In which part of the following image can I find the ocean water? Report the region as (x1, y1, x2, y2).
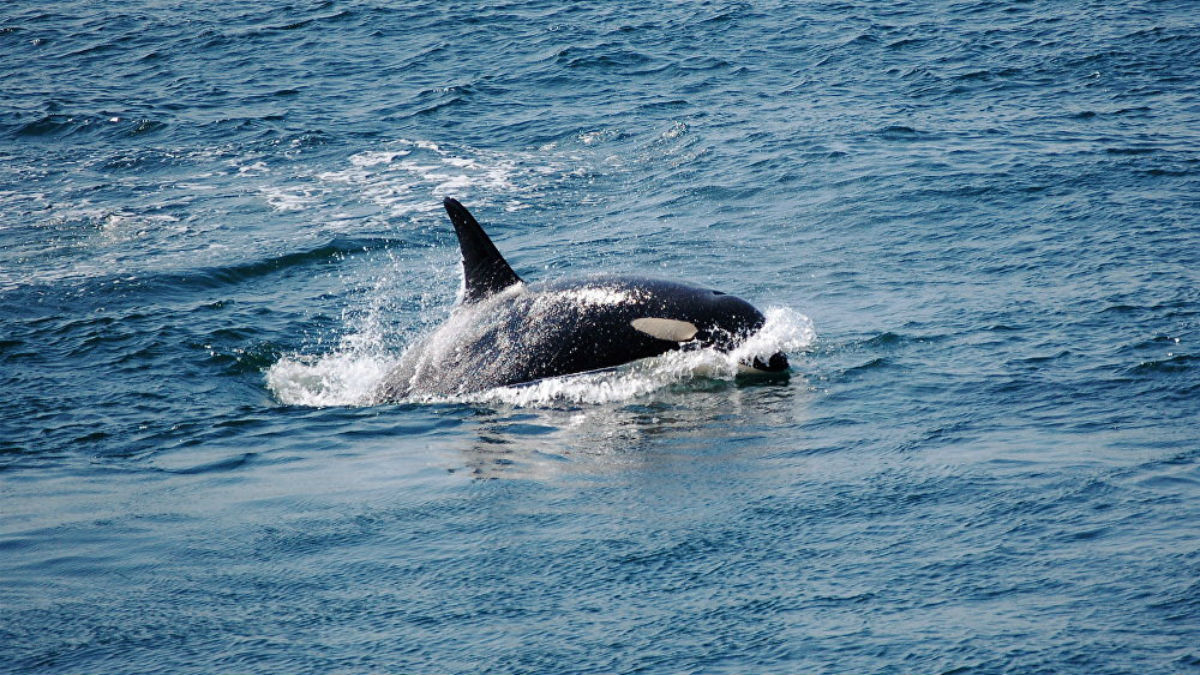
(2, 0, 1198, 672)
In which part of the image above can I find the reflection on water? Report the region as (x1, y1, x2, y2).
(456, 378, 812, 480)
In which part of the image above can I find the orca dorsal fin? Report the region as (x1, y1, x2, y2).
(443, 197, 523, 303)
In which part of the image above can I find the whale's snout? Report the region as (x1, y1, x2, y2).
(754, 352, 789, 372)
(743, 351, 789, 374)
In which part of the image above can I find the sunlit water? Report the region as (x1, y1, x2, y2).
(2, 1, 1198, 673)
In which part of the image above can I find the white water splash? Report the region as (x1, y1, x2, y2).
(266, 351, 396, 407)
(550, 286, 637, 307)
(265, 273, 406, 407)
(266, 305, 814, 408)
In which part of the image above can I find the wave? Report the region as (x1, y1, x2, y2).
(11, 113, 167, 140)
(2, 135, 570, 292)
(171, 236, 402, 290)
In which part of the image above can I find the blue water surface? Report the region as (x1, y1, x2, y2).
(2, 1, 1198, 673)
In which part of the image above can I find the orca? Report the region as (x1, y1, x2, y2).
(377, 198, 788, 400)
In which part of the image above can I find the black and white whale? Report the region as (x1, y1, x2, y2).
(377, 198, 789, 400)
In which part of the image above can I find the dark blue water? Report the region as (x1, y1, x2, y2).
(3, 1, 1198, 672)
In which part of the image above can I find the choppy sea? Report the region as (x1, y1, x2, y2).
(2, 1, 1198, 673)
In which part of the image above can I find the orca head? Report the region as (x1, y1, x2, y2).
(630, 284, 790, 375)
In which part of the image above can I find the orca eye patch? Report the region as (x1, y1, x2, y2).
(631, 317, 699, 342)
